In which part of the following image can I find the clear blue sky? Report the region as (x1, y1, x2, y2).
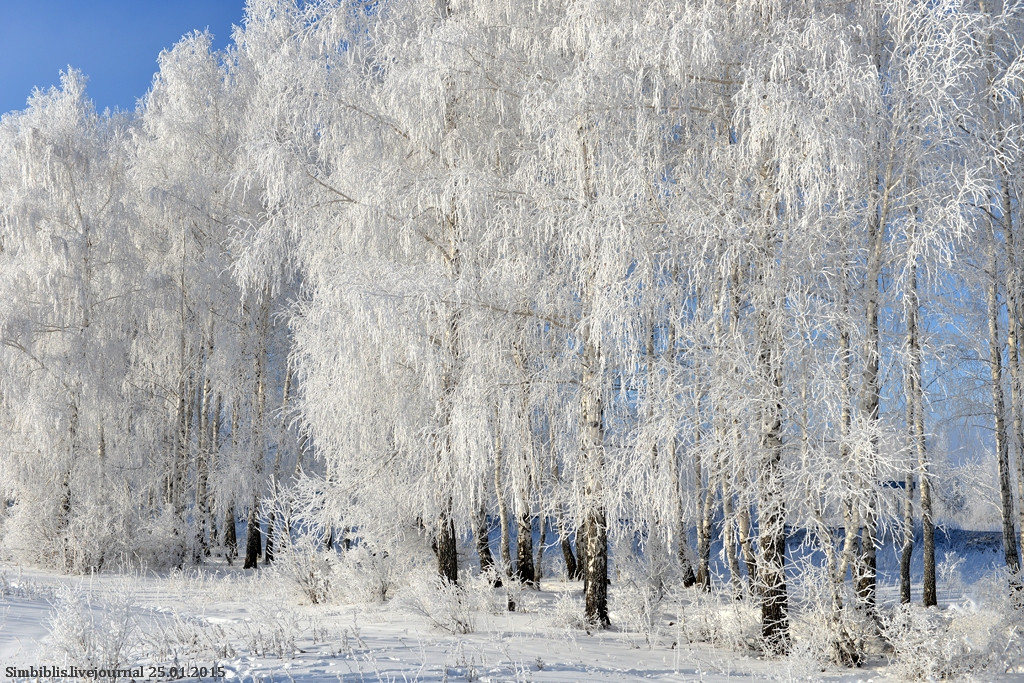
(0, 1, 246, 116)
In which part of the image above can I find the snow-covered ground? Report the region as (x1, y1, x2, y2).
(0, 532, 1020, 683)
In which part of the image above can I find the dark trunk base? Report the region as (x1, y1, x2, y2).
(224, 505, 238, 565)
(243, 504, 262, 570)
(264, 518, 275, 566)
(516, 514, 536, 585)
(760, 533, 790, 656)
(436, 512, 458, 584)
(475, 512, 501, 587)
(899, 537, 913, 605)
(922, 517, 936, 607)
(562, 537, 580, 581)
(584, 509, 610, 629)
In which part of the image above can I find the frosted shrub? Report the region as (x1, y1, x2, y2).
(959, 572, 1024, 674)
(882, 604, 967, 680)
(132, 506, 187, 570)
(275, 536, 337, 604)
(236, 599, 307, 658)
(1, 482, 180, 573)
(335, 542, 405, 603)
(550, 592, 588, 630)
(44, 586, 141, 677)
(785, 598, 871, 673)
(144, 611, 235, 661)
(612, 581, 664, 646)
(674, 584, 760, 651)
(881, 583, 1023, 682)
(463, 569, 517, 615)
(399, 570, 477, 634)
(0, 495, 62, 567)
(788, 564, 870, 667)
(611, 545, 676, 646)
(939, 550, 966, 595)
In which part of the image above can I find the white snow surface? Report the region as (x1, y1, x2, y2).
(0, 560, 1017, 682)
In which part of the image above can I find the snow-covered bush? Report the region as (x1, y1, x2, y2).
(399, 570, 477, 634)
(333, 542, 408, 604)
(550, 591, 588, 630)
(611, 542, 677, 646)
(0, 493, 64, 567)
(787, 562, 872, 667)
(144, 611, 235, 662)
(44, 585, 141, 677)
(674, 584, 760, 651)
(274, 536, 337, 604)
(462, 568, 520, 615)
(125, 506, 188, 570)
(235, 598, 307, 658)
(881, 575, 1024, 680)
(882, 604, 970, 680)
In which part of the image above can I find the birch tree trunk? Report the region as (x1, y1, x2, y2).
(581, 334, 609, 627)
(475, 502, 497, 581)
(906, 258, 936, 606)
(1006, 210, 1024, 580)
(694, 444, 715, 590)
(535, 515, 546, 584)
(516, 511, 536, 585)
(722, 475, 744, 597)
(657, 311, 697, 587)
(265, 362, 293, 566)
(754, 230, 790, 655)
(988, 236, 1021, 575)
(224, 396, 239, 565)
(514, 344, 536, 586)
(194, 308, 215, 562)
(855, 161, 890, 613)
(243, 292, 271, 570)
(208, 391, 223, 546)
(493, 415, 512, 577)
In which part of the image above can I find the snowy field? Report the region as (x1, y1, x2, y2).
(1, 530, 1021, 683)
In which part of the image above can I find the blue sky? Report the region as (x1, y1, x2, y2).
(0, 1, 246, 116)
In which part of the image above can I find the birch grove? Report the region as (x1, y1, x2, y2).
(1, 0, 1023, 661)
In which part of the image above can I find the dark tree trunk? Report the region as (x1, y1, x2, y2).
(516, 513, 536, 585)
(264, 517, 275, 566)
(856, 525, 877, 612)
(584, 507, 609, 628)
(922, 503, 936, 607)
(224, 503, 237, 564)
(905, 252, 936, 607)
(754, 218, 790, 655)
(561, 537, 580, 581)
(475, 506, 500, 586)
(205, 392, 223, 555)
(577, 121, 609, 629)
(737, 486, 759, 596)
(899, 473, 914, 605)
(854, 152, 889, 616)
(576, 523, 588, 585)
(243, 499, 262, 569)
(989, 247, 1022, 578)
(436, 503, 459, 584)
(695, 473, 714, 591)
(244, 292, 271, 571)
(535, 516, 547, 583)
(758, 377, 790, 654)
(558, 512, 580, 580)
